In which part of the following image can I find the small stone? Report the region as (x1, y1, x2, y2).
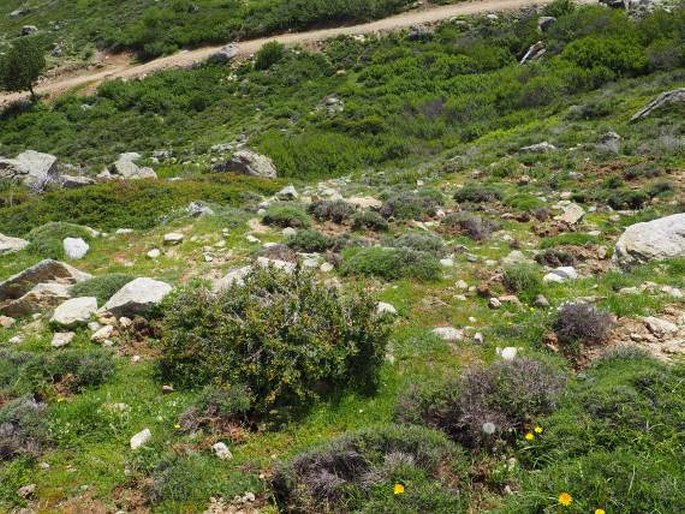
(497, 347, 518, 361)
(88, 321, 102, 332)
(489, 297, 502, 309)
(440, 258, 455, 268)
(466, 253, 478, 263)
(0, 315, 15, 328)
(212, 442, 233, 460)
(455, 280, 468, 290)
(246, 235, 260, 244)
(556, 203, 585, 225)
(534, 295, 550, 308)
(164, 233, 184, 245)
(91, 325, 115, 343)
(51, 332, 75, 348)
(119, 317, 133, 328)
(376, 302, 398, 315)
(9, 335, 23, 344)
(276, 185, 299, 201)
(116, 228, 134, 235)
(320, 262, 334, 273)
(161, 385, 175, 394)
(147, 249, 161, 259)
(282, 227, 297, 237)
(474, 332, 485, 344)
(130, 428, 152, 450)
(17, 484, 36, 498)
(51, 297, 98, 327)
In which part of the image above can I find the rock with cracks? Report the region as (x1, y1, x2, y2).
(630, 88, 685, 122)
(614, 213, 685, 266)
(102, 278, 172, 317)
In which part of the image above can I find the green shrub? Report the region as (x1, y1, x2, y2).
(159, 267, 391, 417)
(0, 396, 48, 461)
(178, 384, 254, 434)
(272, 425, 469, 513)
(539, 233, 599, 249)
(380, 189, 443, 220)
(25, 222, 93, 260)
(502, 265, 543, 301)
(561, 36, 648, 77)
(440, 213, 499, 241)
(285, 229, 335, 253)
(262, 204, 311, 228)
(255, 41, 286, 71)
(70, 274, 135, 304)
(307, 199, 355, 224)
(387, 232, 446, 255)
(340, 247, 441, 281)
(552, 303, 614, 353)
(453, 185, 503, 204)
(352, 210, 389, 232)
(395, 359, 566, 450)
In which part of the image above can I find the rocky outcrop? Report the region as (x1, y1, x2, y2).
(102, 278, 172, 317)
(630, 88, 685, 122)
(209, 43, 238, 64)
(520, 141, 557, 154)
(520, 41, 546, 65)
(614, 213, 685, 266)
(213, 150, 278, 178)
(0, 150, 58, 190)
(0, 233, 29, 255)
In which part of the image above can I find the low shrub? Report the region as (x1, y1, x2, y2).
(159, 267, 391, 417)
(262, 204, 311, 228)
(453, 185, 503, 204)
(502, 265, 543, 301)
(0, 348, 115, 397)
(70, 273, 135, 304)
(178, 384, 254, 434)
(395, 359, 566, 450)
(26, 222, 93, 260)
(539, 233, 599, 249)
(351, 210, 389, 232)
(272, 425, 469, 513)
(440, 213, 499, 241)
(552, 303, 614, 353)
(387, 232, 445, 255)
(285, 229, 336, 253)
(340, 247, 442, 281)
(308, 199, 355, 224)
(535, 247, 578, 267)
(0, 396, 48, 461)
(255, 41, 286, 71)
(380, 189, 443, 221)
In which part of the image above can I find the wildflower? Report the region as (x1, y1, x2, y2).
(558, 492, 573, 506)
(595, 510, 606, 514)
(393, 483, 405, 495)
(534, 426, 543, 434)
(524, 432, 535, 441)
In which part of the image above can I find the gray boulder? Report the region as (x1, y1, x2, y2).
(214, 150, 277, 178)
(615, 213, 685, 266)
(0, 233, 29, 255)
(2, 283, 72, 318)
(102, 278, 172, 317)
(631, 88, 685, 122)
(520, 141, 557, 154)
(0, 150, 58, 189)
(60, 175, 96, 188)
(209, 43, 238, 64)
(51, 297, 98, 328)
(110, 153, 157, 180)
(0, 259, 91, 303)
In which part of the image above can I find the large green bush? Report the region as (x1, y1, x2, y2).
(70, 274, 135, 304)
(340, 247, 442, 281)
(159, 267, 391, 416)
(25, 222, 94, 260)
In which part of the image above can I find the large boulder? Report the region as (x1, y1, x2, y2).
(102, 278, 172, 317)
(0, 150, 58, 189)
(109, 153, 157, 180)
(0, 259, 91, 302)
(614, 213, 685, 266)
(214, 150, 277, 179)
(0, 233, 29, 255)
(51, 297, 98, 328)
(2, 283, 72, 318)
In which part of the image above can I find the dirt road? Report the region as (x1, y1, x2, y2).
(0, 0, 593, 104)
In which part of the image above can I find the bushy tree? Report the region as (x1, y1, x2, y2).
(0, 37, 46, 101)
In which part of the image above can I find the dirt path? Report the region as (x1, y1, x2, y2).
(0, 0, 593, 104)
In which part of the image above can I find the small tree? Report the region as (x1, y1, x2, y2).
(0, 37, 46, 101)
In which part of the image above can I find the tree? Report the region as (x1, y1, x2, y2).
(0, 37, 46, 101)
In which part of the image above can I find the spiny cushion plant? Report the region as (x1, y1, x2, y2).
(158, 266, 391, 417)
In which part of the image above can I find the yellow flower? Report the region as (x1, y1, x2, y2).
(173, 424, 181, 429)
(393, 483, 405, 495)
(524, 432, 535, 441)
(534, 426, 543, 434)
(595, 510, 606, 514)
(558, 492, 573, 506)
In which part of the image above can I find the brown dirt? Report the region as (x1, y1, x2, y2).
(0, 0, 593, 106)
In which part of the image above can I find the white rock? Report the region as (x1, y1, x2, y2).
(91, 324, 115, 343)
(320, 262, 334, 273)
(246, 235, 260, 244)
(0, 233, 29, 255)
(543, 266, 578, 284)
(9, 335, 23, 344)
(51, 332, 75, 348)
(147, 249, 161, 259)
(282, 227, 297, 237)
(163, 233, 184, 245)
(116, 228, 134, 235)
(615, 213, 685, 266)
(0, 315, 15, 328)
(63, 237, 90, 260)
(377, 302, 398, 315)
(440, 258, 455, 268)
(130, 428, 151, 450)
(276, 185, 299, 201)
(102, 278, 172, 317)
(212, 442, 233, 460)
(432, 327, 464, 341)
(51, 297, 98, 327)
(497, 347, 518, 361)
(556, 203, 585, 225)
